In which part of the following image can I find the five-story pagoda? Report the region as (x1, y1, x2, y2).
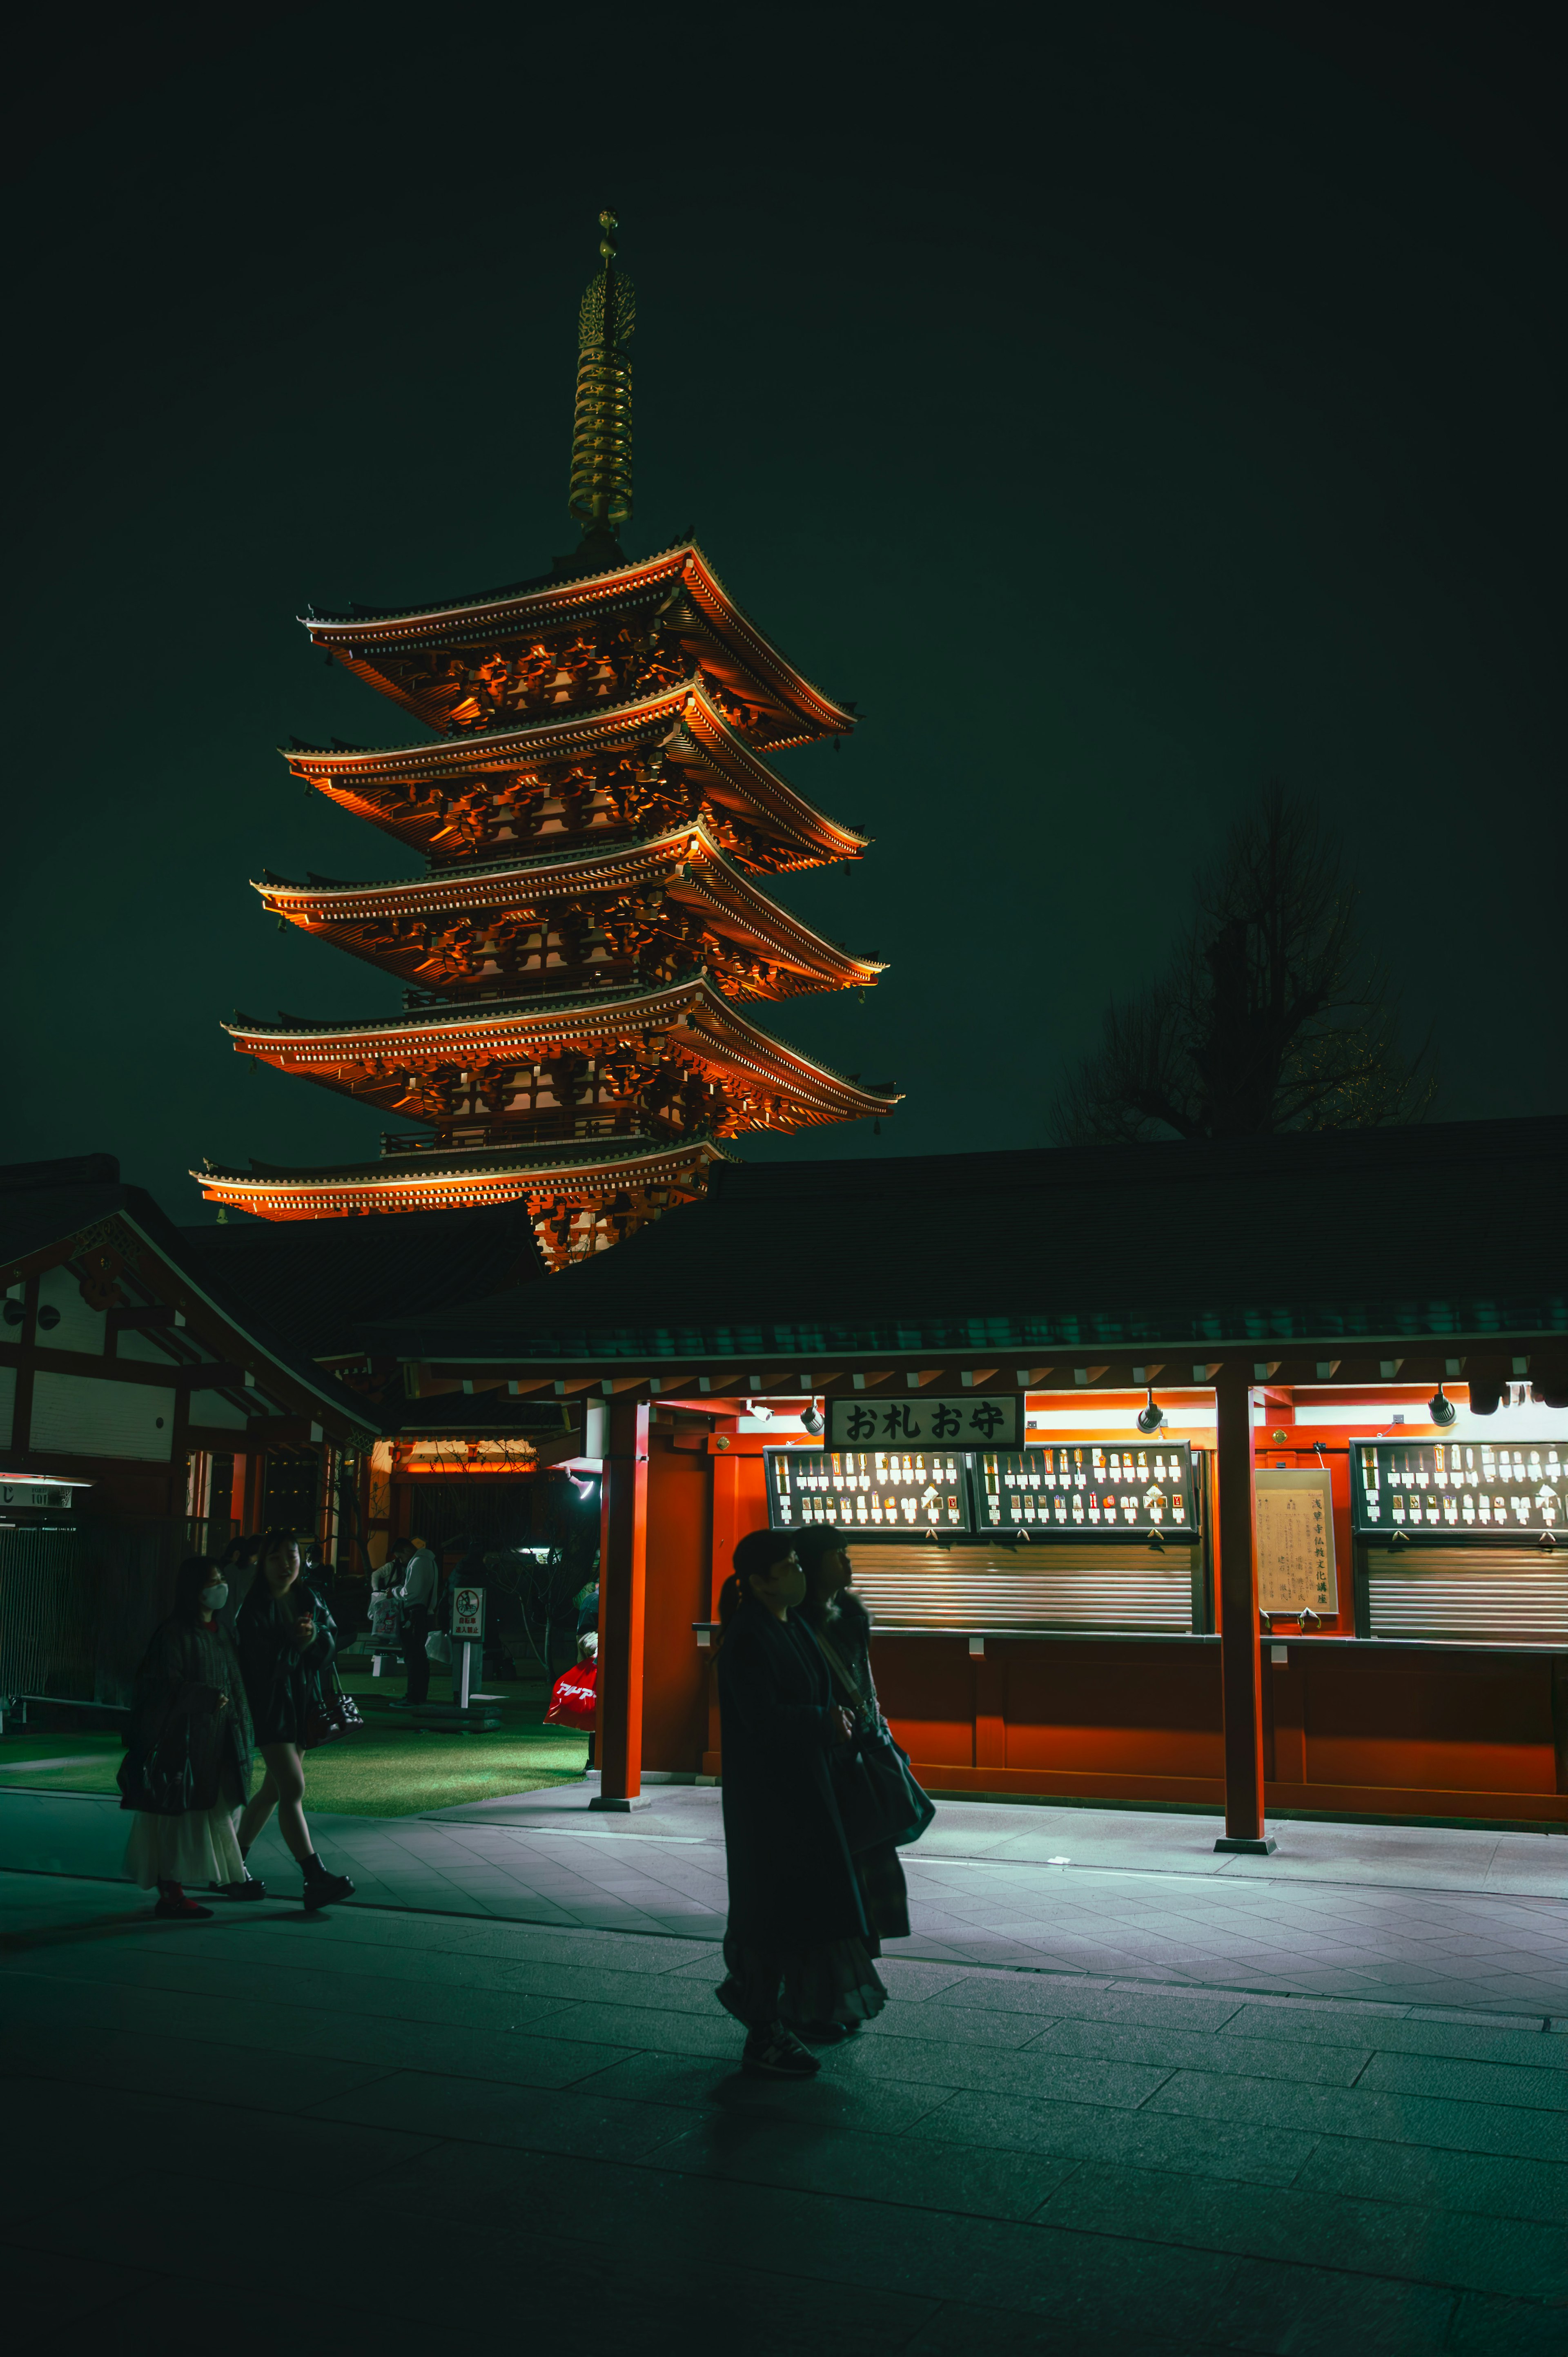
(197, 216, 898, 1266)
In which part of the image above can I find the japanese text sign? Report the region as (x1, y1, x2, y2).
(1254, 1469, 1337, 1616)
(450, 1586, 486, 1642)
(826, 1396, 1022, 1449)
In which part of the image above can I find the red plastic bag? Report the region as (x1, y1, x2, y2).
(545, 1660, 598, 1729)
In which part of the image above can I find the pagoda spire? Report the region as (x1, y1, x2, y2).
(566, 210, 634, 570)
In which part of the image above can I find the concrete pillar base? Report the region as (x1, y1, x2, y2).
(1214, 1835, 1278, 1855)
(589, 1794, 653, 1812)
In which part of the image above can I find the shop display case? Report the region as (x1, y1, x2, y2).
(1353, 1436, 1568, 1644)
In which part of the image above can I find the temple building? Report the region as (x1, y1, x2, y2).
(196, 215, 897, 1264)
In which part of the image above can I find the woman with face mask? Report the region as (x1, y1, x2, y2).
(235, 1527, 355, 1911)
(712, 1527, 887, 2079)
(118, 1556, 263, 1918)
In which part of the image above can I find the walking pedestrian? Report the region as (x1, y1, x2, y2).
(235, 1527, 355, 1910)
(794, 1522, 914, 1954)
(118, 1556, 264, 1918)
(395, 1531, 441, 1706)
(712, 1528, 886, 2079)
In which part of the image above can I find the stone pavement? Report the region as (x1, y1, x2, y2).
(2, 1864, 1564, 2357)
(3, 1779, 1565, 2016)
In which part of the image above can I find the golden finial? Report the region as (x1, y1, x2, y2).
(569, 208, 634, 553)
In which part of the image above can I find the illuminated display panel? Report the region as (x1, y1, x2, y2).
(766, 1448, 973, 1536)
(977, 1443, 1200, 1538)
(1353, 1437, 1566, 1537)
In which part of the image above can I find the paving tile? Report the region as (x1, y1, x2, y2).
(1444, 2290, 1568, 2357)
(579, 2044, 956, 2133)
(1293, 2134, 1568, 2227)
(0, 2021, 394, 2114)
(898, 2302, 1229, 2357)
(0, 2241, 160, 2344)
(1357, 2050, 1568, 2112)
(1219, 2005, 1568, 2069)
(859, 2000, 1051, 2049)
(1198, 2254, 1457, 2354)
(655, 2112, 1079, 2219)
(1032, 2161, 1568, 2300)
(1144, 2069, 1568, 2163)
(308, 2065, 694, 2160)
(1031, 2016, 1372, 2086)
(835, 2029, 1174, 2109)
(904, 2086, 1321, 2185)
(515, 1996, 748, 2061)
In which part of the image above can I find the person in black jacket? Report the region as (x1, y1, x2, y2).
(119, 1556, 263, 1918)
(795, 1521, 912, 1951)
(235, 1527, 355, 1911)
(713, 1528, 887, 2080)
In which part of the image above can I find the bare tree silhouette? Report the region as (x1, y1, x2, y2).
(1052, 787, 1435, 1144)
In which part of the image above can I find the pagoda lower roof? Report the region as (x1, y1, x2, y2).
(283, 681, 868, 869)
(194, 1135, 731, 1222)
(254, 821, 886, 995)
(223, 975, 901, 1129)
(302, 541, 855, 745)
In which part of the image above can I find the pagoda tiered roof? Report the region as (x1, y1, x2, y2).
(283, 681, 869, 870)
(197, 1133, 731, 1227)
(303, 541, 855, 748)
(222, 976, 901, 1135)
(255, 821, 885, 1003)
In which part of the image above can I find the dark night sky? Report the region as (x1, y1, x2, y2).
(8, 4, 1564, 1221)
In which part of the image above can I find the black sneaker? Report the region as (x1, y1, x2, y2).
(301, 1869, 355, 1913)
(210, 1875, 267, 1900)
(742, 2024, 821, 2080)
(784, 2017, 856, 2044)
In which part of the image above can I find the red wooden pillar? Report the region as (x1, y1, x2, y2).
(592, 1395, 650, 1812)
(1214, 1366, 1276, 1854)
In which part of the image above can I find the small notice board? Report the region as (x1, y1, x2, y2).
(450, 1586, 486, 1642)
(1254, 1468, 1337, 1616)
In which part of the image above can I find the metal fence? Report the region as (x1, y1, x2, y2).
(0, 1518, 192, 1708)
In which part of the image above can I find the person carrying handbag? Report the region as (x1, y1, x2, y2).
(795, 1522, 933, 1954)
(235, 1528, 356, 1911)
(119, 1556, 263, 1918)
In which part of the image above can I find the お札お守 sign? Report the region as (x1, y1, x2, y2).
(826, 1396, 1022, 1449)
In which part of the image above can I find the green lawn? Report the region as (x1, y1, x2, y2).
(0, 1672, 589, 1818)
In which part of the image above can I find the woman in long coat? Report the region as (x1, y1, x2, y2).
(235, 1526, 355, 1911)
(794, 1521, 912, 1948)
(714, 1527, 888, 2079)
(119, 1556, 261, 1918)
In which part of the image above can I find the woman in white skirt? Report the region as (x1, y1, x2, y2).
(119, 1556, 262, 1920)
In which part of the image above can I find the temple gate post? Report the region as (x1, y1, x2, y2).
(1214, 1364, 1276, 1854)
(592, 1395, 650, 1811)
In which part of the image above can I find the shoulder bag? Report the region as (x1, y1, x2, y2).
(815, 1627, 936, 1855)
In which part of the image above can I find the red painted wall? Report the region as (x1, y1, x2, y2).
(640, 1434, 716, 1774)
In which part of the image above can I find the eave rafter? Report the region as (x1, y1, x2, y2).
(254, 821, 885, 1001)
(223, 975, 901, 1133)
(281, 682, 868, 871)
(300, 542, 855, 747)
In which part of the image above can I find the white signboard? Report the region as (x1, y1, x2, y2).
(450, 1586, 486, 1642)
(826, 1396, 1022, 1449)
(1255, 1468, 1337, 1616)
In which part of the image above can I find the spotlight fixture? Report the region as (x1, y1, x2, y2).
(1428, 1385, 1457, 1428)
(745, 1400, 773, 1424)
(801, 1400, 824, 1437)
(1136, 1387, 1165, 1434)
(1468, 1375, 1502, 1416)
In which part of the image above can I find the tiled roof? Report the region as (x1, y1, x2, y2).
(0, 1156, 383, 1430)
(180, 1201, 545, 1361)
(362, 1117, 1568, 1365)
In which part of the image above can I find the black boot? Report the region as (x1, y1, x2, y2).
(300, 1853, 355, 1912)
(742, 2022, 820, 2079)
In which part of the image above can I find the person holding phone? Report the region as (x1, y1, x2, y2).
(236, 1527, 355, 1911)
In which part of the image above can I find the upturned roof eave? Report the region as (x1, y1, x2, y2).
(278, 682, 871, 861)
(297, 539, 856, 736)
